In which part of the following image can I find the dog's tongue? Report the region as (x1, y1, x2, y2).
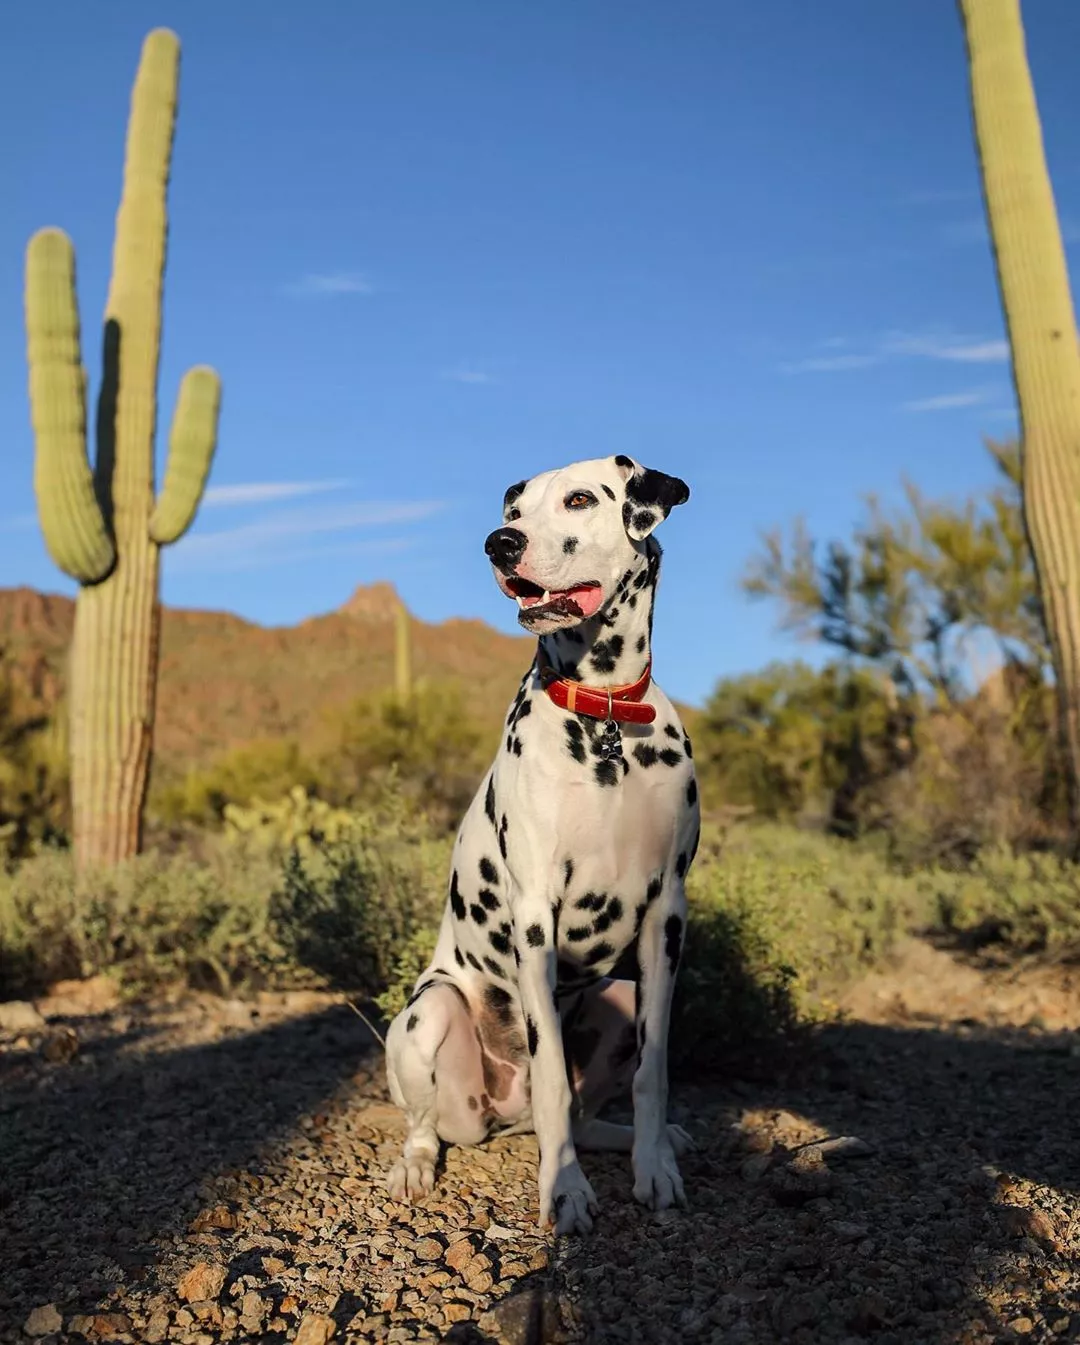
(519, 583, 604, 618)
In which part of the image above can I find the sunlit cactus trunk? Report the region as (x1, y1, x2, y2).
(958, 0, 1080, 830)
(23, 30, 221, 868)
(394, 598, 413, 703)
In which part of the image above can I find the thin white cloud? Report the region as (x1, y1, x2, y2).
(170, 499, 445, 571)
(284, 272, 373, 298)
(202, 479, 353, 507)
(883, 333, 1010, 364)
(902, 390, 992, 413)
(0, 511, 39, 532)
(440, 366, 496, 386)
(779, 354, 882, 374)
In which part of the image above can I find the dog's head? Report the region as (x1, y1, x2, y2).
(484, 454, 690, 634)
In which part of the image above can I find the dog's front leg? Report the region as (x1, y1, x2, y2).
(514, 900, 598, 1235)
(631, 873, 689, 1211)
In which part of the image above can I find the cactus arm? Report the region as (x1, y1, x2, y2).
(150, 366, 221, 544)
(24, 229, 115, 584)
(958, 0, 1080, 815)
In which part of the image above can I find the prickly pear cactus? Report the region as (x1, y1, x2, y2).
(23, 29, 221, 868)
(223, 787, 362, 858)
(958, 0, 1080, 824)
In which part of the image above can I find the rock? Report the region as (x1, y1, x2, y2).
(478, 1288, 547, 1345)
(144, 1310, 170, 1342)
(414, 1236, 443, 1261)
(999, 1204, 1059, 1246)
(0, 1001, 45, 1032)
(23, 1303, 62, 1336)
(740, 1153, 773, 1182)
(36, 975, 119, 1019)
(177, 1261, 227, 1303)
(189, 1204, 238, 1232)
(1010, 1318, 1035, 1336)
(41, 1026, 79, 1064)
(295, 1313, 337, 1345)
(444, 1303, 472, 1324)
(68, 1313, 133, 1339)
(811, 1136, 876, 1163)
(446, 1239, 476, 1273)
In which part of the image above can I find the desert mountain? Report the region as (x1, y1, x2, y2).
(0, 583, 534, 786)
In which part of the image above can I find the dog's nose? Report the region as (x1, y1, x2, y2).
(484, 527, 527, 570)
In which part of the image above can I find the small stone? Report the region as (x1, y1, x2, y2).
(144, 1310, 170, 1342)
(0, 1001, 45, 1032)
(414, 1236, 443, 1261)
(1010, 1318, 1034, 1336)
(811, 1136, 876, 1162)
(741, 1153, 773, 1182)
(189, 1205, 237, 1232)
(1050, 1317, 1071, 1335)
(174, 1308, 195, 1328)
(261, 1255, 286, 1276)
(23, 1304, 62, 1336)
(444, 1303, 473, 1324)
(446, 1240, 476, 1273)
(41, 1025, 79, 1063)
(177, 1261, 227, 1303)
(295, 1313, 337, 1345)
(484, 1222, 519, 1240)
(239, 1292, 267, 1324)
(36, 974, 119, 1018)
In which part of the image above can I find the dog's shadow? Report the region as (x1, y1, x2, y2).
(539, 1015, 1079, 1344)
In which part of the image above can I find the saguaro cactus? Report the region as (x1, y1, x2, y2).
(24, 29, 221, 867)
(394, 598, 413, 703)
(957, 0, 1080, 829)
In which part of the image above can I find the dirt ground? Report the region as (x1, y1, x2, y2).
(1, 938, 1078, 1345)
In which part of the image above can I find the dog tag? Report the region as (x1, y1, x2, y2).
(598, 718, 623, 761)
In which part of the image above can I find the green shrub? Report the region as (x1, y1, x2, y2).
(151, 738, 320, 827)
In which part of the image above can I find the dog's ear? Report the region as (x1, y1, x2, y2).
(612, 454, 690, 541)
(502, 479, 527, 522)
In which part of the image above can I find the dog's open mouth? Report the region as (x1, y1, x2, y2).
(504, 576, 604, 620)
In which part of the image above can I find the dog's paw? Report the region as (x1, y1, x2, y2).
(386, 1153, 436, 1202)
(632, 1139, 687, 1212)
(666, 1123, 695, 1157)
(539, 1160, 599, 1235)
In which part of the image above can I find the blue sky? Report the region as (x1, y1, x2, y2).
(3, 1, 1080, 707)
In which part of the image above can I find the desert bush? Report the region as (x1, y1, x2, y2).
(151, 738, 320, 827)
(317, 683, 492, 831)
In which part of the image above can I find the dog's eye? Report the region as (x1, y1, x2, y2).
(507, 507, 522, 522)
(564, 491, 597, 510)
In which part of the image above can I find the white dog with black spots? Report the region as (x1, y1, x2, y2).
(384, 453, 700, 1235)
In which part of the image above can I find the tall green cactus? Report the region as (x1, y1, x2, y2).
(24, 29, 221, 868)
(957, 0, 1080, 830)
(394, 598, 413, 702)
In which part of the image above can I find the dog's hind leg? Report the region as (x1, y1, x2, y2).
(573, 1118, 694, 1154)
(384, 983, 488, 1201)
(630, 873, 689, 1211)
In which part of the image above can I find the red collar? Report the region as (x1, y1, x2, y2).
(538, 654, 656, 724)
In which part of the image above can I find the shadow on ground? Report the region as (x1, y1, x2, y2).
(0, 1003, 375, 1337)
(554, 1017, 1080, 1344)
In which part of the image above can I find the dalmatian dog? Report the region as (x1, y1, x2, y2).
(384, 453, 700, 1235)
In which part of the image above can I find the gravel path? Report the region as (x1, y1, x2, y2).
(1, 940, 1078, 1344)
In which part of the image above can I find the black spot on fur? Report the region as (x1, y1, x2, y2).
(683, 734, 693, 759)
(564, 719, 586, 764)
(479, 888, 500, 911)
(563, 535, 579, 555)
(636, 635, 646, 654)
(468, 1094, 479, 1111)
(470, 903, 489, 926)
(602, 483, 617, 500)
(498, 814, 509, 860)
(634, 902, 647, 931)
(489, 928, 512, 956)
(593, 910, 612, 933)
(565, 925, 592, 943)
(590, 635, 624, 675)
(483, 957, 507, 980)
(484, 983, 515, 1025)
(467, 952, 483, 972)
(406, 1013, 418, 1032)
(512, 737, 523, 757)
(526, 923, 545, 948)
(606, 896, 624, 922)
(454, 946, 465, 967)
(664, 724, 680, 740)
(485, 775, 496, 825)
(574, 891, 605, 911)
(687, 778, 698, 806)
(594, 759, 620, 787)
(479, 857, 499, 885)
(659, 747, 682, 767)
(450, 871, 466, 920)
(664, 914, 683, 976)
(564, 858, 575, 888)
(633, 509, 655, 534)
(676, 852, 689, 878)
(513, 946, 521, 966)
(506, 734, 513, 753)
(584, 941, 615, 967)
(633, 743, 658, 768)
(527, 1016, 539, 1056)
(646, 875, 664, 904)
